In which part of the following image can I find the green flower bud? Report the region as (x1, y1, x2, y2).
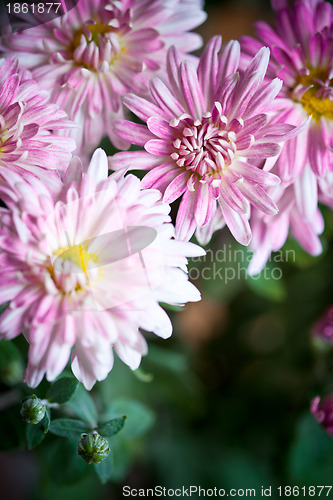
(78, 431, 111, 464)
(20, 395, 46, 424)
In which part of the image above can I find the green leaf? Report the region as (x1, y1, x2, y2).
(133, 367, 154, 383)
(49, 437, 91, 485)
(0, 339, 24, 385)
(66, 384, 98, 427)
(189, 242, 246, 301)
(160, 302, 183, 312)
(94, 451, 114, 484)
(26, 411, 50, 450)
(104, 434, 132, 482)
(96, 416, 126, 437)
(282, 238, 323, 268)
(104, 398, 155, 439)
(215, 450, 275, 491)
(47, 377, 79, 404)
(288, 413, 333, 484)
(148, 345, 188, 373)
(247, 262, 287, 302)
(0, 301, 10, 316)
(49, 418, 89, 438)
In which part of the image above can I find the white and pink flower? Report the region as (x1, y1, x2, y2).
(239, 0, 333, 270)
(1, 0, 207, 157)
(110, 36, 303, 246)
(0, 149, 204, 390)
(248, 169, 324, 275)
(0, 57, 75, 190)
(241, 0, 333, 183)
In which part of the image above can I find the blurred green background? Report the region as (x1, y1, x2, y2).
(1, 1, 333, 499)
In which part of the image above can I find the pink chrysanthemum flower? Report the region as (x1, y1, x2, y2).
(0, 0, 207, 157)
(0, 57, 74, 188)
(248, 167, 324, 275)
(110, 36, 303, 246)
(241, 0, 333, 184)
(0, 149, 204, 390)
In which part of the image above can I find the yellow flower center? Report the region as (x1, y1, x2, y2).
(68, 19, 127, 71)
(54, 244, 98, 276)
(71, 23, 113, 50)
(298, 69, 333, 121)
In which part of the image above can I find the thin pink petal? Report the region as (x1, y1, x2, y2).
(180, 60, 205, 120)
(175, 189, 198, 241)
(163, 171, 190, 204)
(145, 139, 172, 156)
(219, 198, 252, 246)
(150, 77, 185, 119)
(114, 120, 154, 146)
(197, 35, 222, 108)
(110, 151, 161, 171)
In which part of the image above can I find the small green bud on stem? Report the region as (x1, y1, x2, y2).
(78, 430, 111, 464)
(20, 395, 46, 424)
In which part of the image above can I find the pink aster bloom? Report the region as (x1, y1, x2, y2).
(0, 148, 204, 390)
(248, 167, 324, 275)
(0, 0, 207, 157)
(0, 57, 75, 189)
(311, 395, 333, 438)
(110, 36, 303, 246)
(240, 0, 333, 185)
